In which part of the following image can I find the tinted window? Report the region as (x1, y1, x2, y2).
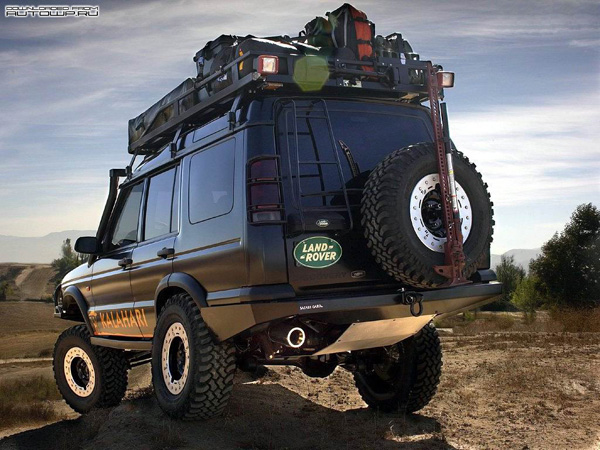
(278, 104, 432, 208)
(171, 166, 180, 232)
(111, 183, 144, 247)
(329, 110, 431, 174)
(144, 167, 177, 241)
(189, 140, 235, 223)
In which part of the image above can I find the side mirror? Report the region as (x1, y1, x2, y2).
(74, 236, 100, 255)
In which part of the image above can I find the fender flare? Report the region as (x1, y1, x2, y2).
(63, 285, 94, 334)
(154, 272, 208, 313)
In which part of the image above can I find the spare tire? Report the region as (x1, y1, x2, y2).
(361, 142, 493, 288)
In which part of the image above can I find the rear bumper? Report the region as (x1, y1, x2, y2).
(202, 282, 502, 342)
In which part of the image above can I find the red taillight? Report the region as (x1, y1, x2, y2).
(247, 156, 284, 224)
(257, 55, 279, 75)
(250, 184, 280, 205)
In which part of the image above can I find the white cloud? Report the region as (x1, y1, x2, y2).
(451, 97, 600, 207)
(569, 39, 600, 48)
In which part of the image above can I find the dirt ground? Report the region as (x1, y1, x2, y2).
(0, 264, 56, 301)
(1, 328, 598, 450)
(0, 302, 78, 359)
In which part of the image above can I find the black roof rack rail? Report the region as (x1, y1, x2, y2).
(128, 50, 437, 156)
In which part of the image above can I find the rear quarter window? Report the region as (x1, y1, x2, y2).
(188, 139, 235, 223)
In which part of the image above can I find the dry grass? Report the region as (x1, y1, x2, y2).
(549, 308, 600, 333)
(0, 302, 74, 334)
(0, 376, 62, 430)
(436, 308, 600, 334)
(0, 302, 78, 359)
(0, 331, 60, 359)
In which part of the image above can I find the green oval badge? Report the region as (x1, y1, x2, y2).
(294, 236, 342, 269)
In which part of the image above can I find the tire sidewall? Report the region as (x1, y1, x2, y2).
(151, 303, 197, 415)
(54, 331, 104, 413)
(373, 144, 492, 285)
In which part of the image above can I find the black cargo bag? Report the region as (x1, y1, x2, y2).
(128, 78, 198, 148)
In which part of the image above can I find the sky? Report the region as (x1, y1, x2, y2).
(0, 0, 598, 254)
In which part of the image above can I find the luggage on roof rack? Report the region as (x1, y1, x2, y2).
(127, 4, 434, 156)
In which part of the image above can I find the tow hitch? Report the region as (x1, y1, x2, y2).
(398, 288, 424, 317)
(426, 63, 471, 287)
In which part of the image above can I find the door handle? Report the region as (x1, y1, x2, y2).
(157, 247, 175, 259)
(118, 257, 133, 268)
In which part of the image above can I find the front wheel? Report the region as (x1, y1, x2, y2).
(151, 293, 236, 420)
(354, 322, 442, 413)
(53, 325, 129, 413)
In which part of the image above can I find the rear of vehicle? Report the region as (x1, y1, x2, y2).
(52, 8, 502, 420)
(276, 98, 440, 292)
(227, 94, 500, 413)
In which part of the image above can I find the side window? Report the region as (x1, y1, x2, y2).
(171, 166, 180, 232)
(110, 183, 144, 248)
(144, 166, 178, 241)
(188, 139, 235, 223)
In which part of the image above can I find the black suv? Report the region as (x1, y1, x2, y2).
(52, 17, 501, 419)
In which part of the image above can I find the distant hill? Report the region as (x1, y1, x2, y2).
(0, 230, 95, 264)
(0, 263, 57, 300)
(491, 248, 542, 272)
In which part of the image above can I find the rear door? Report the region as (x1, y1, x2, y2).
(276, 99, 433, 293)
(130, 165, 180, 337)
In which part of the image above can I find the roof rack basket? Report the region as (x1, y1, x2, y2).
(128, 49, 439, 156)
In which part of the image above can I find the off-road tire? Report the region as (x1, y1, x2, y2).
(151, 293, 236, 420)
(361, 142, 494, 288)
(53, 325, 129, 413)
(354, 322, 442, 413)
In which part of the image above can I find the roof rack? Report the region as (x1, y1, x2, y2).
(128, 49, 438, 155)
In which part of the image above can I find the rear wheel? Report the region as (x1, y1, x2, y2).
(151, 293, 236, 419)
(53, 325, 128, 413)
(354, 322, 442, 413)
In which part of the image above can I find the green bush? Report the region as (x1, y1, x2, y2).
(530, 203, 599, 308)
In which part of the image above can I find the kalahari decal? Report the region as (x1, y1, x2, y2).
(88, 308, 148, 333)
(293, 236, 342, 269)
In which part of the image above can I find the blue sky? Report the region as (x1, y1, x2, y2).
(0, 0, 598, 253)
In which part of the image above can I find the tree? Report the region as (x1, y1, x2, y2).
(491, 255, 526, 310)
(0, 281, 12, 301)
(529, 203, 600, 308)
(511, 275, 541, 321)
(51, 239, 86, 283)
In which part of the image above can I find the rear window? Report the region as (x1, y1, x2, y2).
(329, 110, 432, 173)
(277, 102, 432, 207)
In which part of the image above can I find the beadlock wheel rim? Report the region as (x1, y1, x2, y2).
(409, 173, 472, 253)
(64, 347, 95, 397)
(161, 322, 190, 396)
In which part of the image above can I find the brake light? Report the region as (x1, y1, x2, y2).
(257, 55, 279, 75)
(437, 71, 455, 88)
(247, 156, 285, 224)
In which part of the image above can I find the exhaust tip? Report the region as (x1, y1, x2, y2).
(286, 327, 306, 348)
